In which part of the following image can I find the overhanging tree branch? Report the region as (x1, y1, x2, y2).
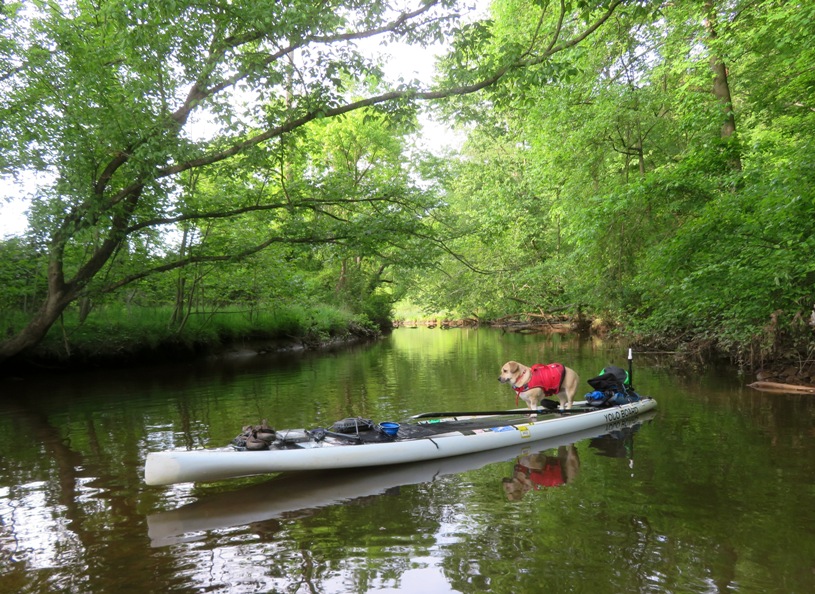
(0, 0, 627, 363)
(109, 1, 625, 203)
(96, 232, 354, 295)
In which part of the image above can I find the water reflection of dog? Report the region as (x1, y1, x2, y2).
(502, 444, 580, 501)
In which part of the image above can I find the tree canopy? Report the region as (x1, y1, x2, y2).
(415, 0, 815, 367)
(1, 0, 813, 371)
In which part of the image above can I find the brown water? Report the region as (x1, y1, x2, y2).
(1, 328, 813, 593)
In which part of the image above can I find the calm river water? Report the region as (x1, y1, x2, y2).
(1, 328, 814, 593)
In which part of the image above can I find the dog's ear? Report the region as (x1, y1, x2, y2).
(500, 361, 516, 374)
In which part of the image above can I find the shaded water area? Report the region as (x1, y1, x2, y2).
(1, 328, 814, 593)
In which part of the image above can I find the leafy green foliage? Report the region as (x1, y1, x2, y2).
(0, 0, 470, 362)
(407, 0, 815, 367)
(3, 0, 813, 371)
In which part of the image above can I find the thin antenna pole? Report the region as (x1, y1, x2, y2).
(628, 348, 634, 388)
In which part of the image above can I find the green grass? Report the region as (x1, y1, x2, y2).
(5, 302, 379, 362)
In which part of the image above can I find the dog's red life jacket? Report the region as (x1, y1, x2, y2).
(513, 363, 565, 404)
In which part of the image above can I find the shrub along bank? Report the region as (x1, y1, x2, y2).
(1, 303, 381, 375)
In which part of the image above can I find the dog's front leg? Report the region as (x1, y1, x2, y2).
(522, 389, 543, 415)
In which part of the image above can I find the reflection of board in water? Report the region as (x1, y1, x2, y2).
(502, 410, 655, 500)
(588, 420, 645, 459)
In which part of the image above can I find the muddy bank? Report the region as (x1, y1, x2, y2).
(750, 362, 815, 389)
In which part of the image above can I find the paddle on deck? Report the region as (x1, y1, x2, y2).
(410, 408, 594, 419)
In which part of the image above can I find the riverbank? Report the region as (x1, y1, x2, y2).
(5, 326, 381, 376)
(5, 307, 813, 390)
(399, 314, 815, 388)
(0, 304, 382, 378)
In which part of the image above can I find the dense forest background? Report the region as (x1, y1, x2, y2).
(1, 0, 813, 376)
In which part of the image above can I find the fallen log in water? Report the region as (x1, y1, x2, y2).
(747, 381, 815, 394)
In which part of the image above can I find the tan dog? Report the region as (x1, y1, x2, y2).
(499, 360, 579, 410)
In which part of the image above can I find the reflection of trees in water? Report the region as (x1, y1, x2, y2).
(439, 424, 661, 594)
(1, 403, 86, 586)
(0, 400, 184, 592)
(4, 332, 815, 593)
(180, 473, 448, 592)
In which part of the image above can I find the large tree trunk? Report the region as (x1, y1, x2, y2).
(705, 0, 742, 171)
(0, 191, 142, 366)
(0, 265, 78, 361)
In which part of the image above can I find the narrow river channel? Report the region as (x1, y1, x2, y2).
(1, 328, 813, 593)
